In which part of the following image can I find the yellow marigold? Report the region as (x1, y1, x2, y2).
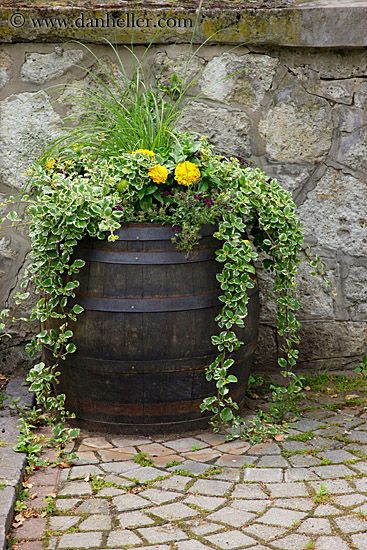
(148, 164, 169, 184)
(45, 158, 57, 172)
(131, 149, 155, 158)
(174, 161, 201, 186)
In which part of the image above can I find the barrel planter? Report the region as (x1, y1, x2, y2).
(48, 223, 259, 434)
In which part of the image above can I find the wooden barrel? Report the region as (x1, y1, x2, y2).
(49, 223, 259, 434)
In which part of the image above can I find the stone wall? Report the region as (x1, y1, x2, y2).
(1, 33, 367, 373)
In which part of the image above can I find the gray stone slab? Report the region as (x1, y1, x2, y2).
(49, 516, 80, 530)
(351, 533, 367, 550)
(169, 460, 209, 475)
(243, 468, 283, 482)
(113, 493, 150, 512)
(190, 478, 233, 496)
(58, 481, 92, 496)
(314, 536, 349, 550)
(78, 514, 111, 531)
(334, 515, 367, 533)
(207, 506, 255, 527)
(138, 525, 188, 544)
(149, 502, 199, 520)
(123, 466, 164, 483)
(266, 482, 309, 497)
(118, 510, 155, 528)
(205, 529, 256, 549)
(297, 517, 332, 534)
(258, 507, 306, 527)
(59, 531, 103, 548)
(107, 529, 142, 546)
(184, 495, 226, 511)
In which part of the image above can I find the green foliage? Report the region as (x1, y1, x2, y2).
(313, 483, 331, 504)
(133, 451, 154, 467)
(0, 47, 315, 448)
(355, 356, 367, 376)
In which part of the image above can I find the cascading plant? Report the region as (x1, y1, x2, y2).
(1, 44, 315, 457)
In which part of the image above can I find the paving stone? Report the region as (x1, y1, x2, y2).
(197, 432, 227, 446)
(164, 437, 209, 452)
(242, 523, 286, 541)
(266, 482, 309, 497)
(243, 468, 283, 482)
(333, 493, 366, 507)
(314, 503, 341, 516)
(133, 547, 170, 550)
(118, 510, 155, 528)
(272, 534, 312, 549)
(59, 531, 103, 548)
(169, 459, 209, 475)
(49, 515, 80, 530)
(232, 483, 269, 499)
(122, 466, 165, 483)
(149, 502, 199, 520)
(29, 468, 59, 487)
(288, 454, 321, 467)
(211, 467, 242, 481)
(351, 461, 367, 474)
(156, 474, 192, 491)
(138, 525, 188, 543)
(334, 515, 367, 533)
(354, 477, 367, 491)
(107, 529, 142, 546)
(188, 519, 226, 535)
(311, 464, 354, 479)
(110, 436, 151, 447)
(248, 443, 281, 455)
(176, 541, 213, 550)
(207, 506, 255, 527)
(284, 467, 318, 481)
(183, 449, 221, 462)
(98, 486, 126, 496)
(100, 460, 139, 474)
(78, 514, 111, 530)
(320, 449, 357, 463)
(315, 536, 350, 549)
(139, 488, 181, 504)
(69, 464, 103, 479)
(13, 542, 44, 550)
(258, 507, 306, 527)
(55, 498, 80, 511)
(14, 517, 46, 540)
(205, 529, 256, 548)
(113, 493, 150, 512)
(76, 498, 110, 513)
(215, 440, 251, 454)
(98, 449, 135, 462)
(137, 443, 173, 456)
(190, 478, 233, 496)
(231, 498, 269, 513)
(297, 517, 332, 534)
(151, 454, 182, 468)
(184, 494, 226, 511)
(273, 497, 314, 511)
(290, 419, 323, 432)
(80, 437, 113, 450)
(351, 533, 367, 549)
(257, 455, 289, 468)
(216, 454, 257, 468)
(310, 480, 353, 494)
(58, 481, 92, 496)
(349, 431, 367, 443)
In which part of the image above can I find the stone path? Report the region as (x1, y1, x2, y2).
(8, 379, 367, 550)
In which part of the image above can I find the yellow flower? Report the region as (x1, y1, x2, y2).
(45, 158, 57, 172)
(131, 149, 155, 158)
(148, 164, 169, 184)
(174, 161, 201, 186)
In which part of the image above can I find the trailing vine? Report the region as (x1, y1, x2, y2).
(0, 48, 312, 456)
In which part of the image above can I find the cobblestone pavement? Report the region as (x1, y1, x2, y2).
(8, 384, 367, 550)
